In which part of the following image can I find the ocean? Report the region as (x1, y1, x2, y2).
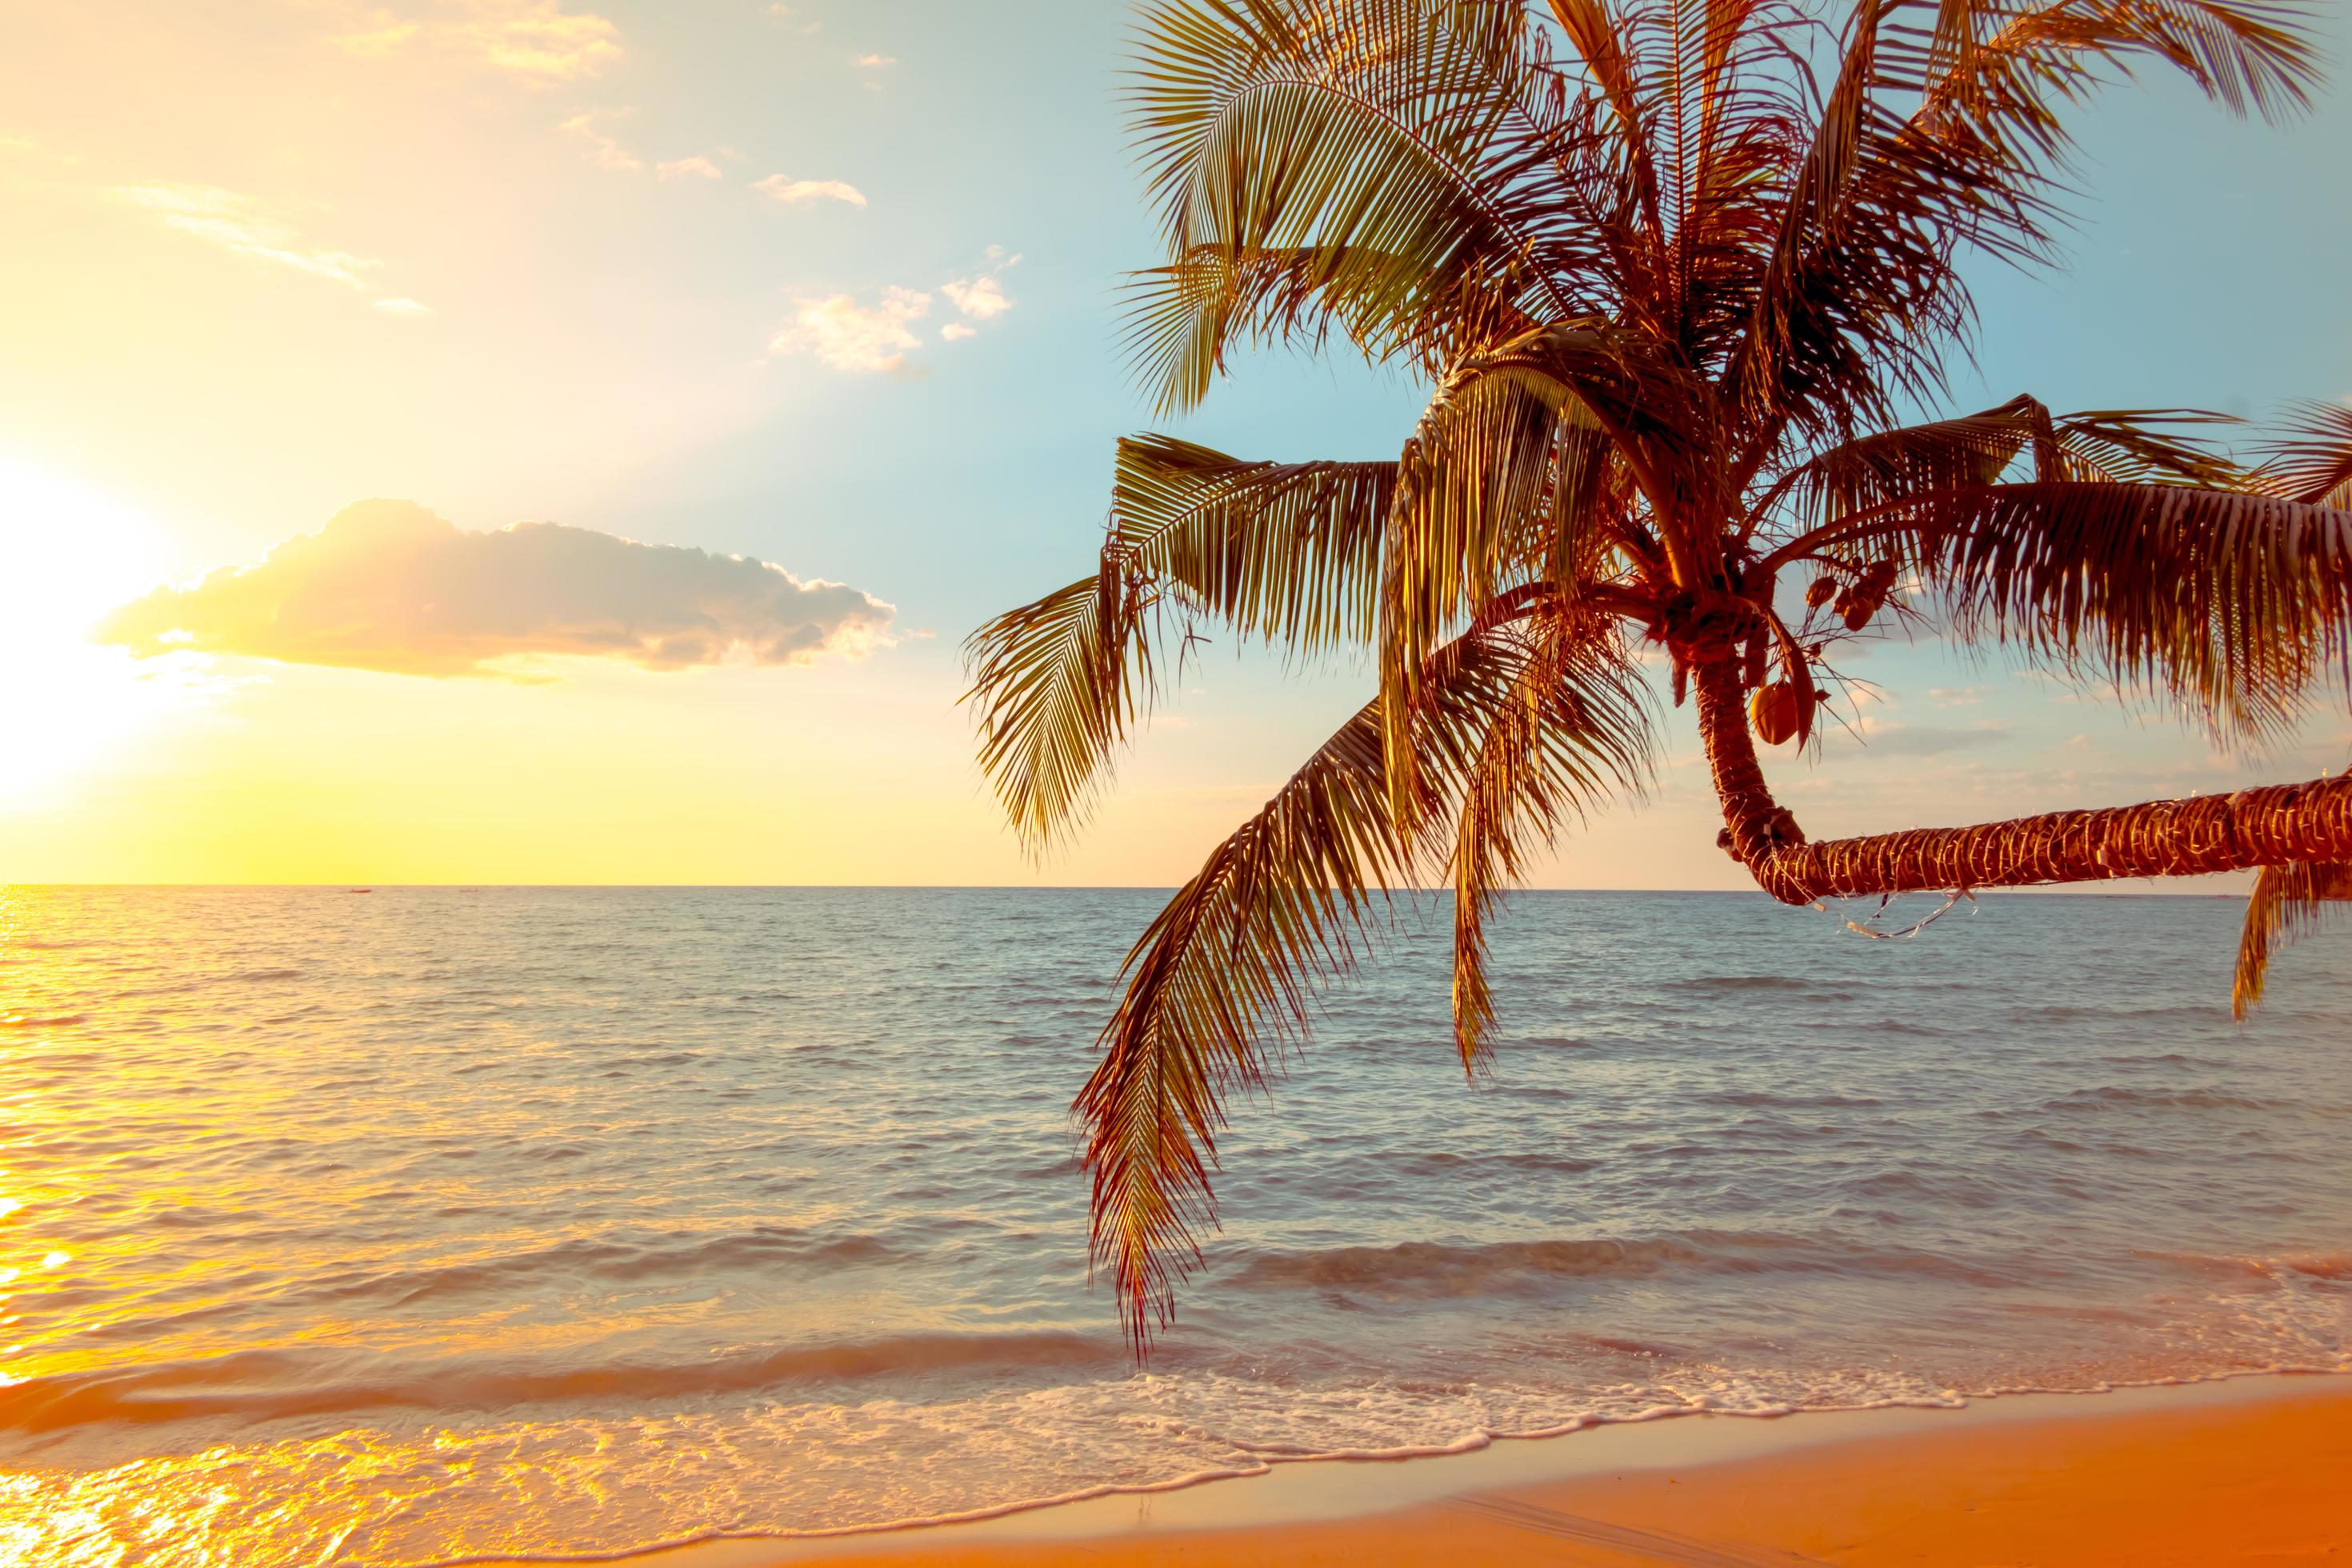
(1, 885, 2346, 1566)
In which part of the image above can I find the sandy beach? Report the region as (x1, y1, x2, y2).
(642, 1374, 2352, 1567)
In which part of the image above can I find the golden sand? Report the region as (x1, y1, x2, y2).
(657, 1375, 2351, 1567)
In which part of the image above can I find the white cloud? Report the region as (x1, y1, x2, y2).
(771, 288, 930, 374)
(117, 183, 381, 287)
(334, 1, 622, 82)
(98, 500, 893, 677)
(931, 248, 1020, 347)
(854, 53, 897, 67)
(774, 248, 1021, 371)
(753, 175, 867, 206)
(941, 274, 1013, 320)
(559, 115, 722, 182)
(769, 2, 819, 31)
(374, 296, 433, 316)
(558, 111, 642, 172)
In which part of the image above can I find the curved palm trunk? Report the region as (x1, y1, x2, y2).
(1692, 656, 2352, 905)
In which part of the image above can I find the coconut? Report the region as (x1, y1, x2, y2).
(1750, 682, 1802, 746)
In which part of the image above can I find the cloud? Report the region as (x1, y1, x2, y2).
(335, 1, 622, 82)
(941, 274, 1013, 320)
(771, 287, 930, 374)
(753, 175, 867, 206)
(559, 114, 722, 182)
(931, 248, 1019, 347)
(558, 111, 642, 172)
(374, 296, 433, 316)
(118, 183, 382, 286)
(98, 501, 894, 678)
(854, 53, 898, 67)
(773, 248, 1018, 371)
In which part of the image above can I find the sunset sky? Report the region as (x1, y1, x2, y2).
(2, 0, 2349, 887)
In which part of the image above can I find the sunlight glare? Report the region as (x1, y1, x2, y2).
(0, 454, 210, 806)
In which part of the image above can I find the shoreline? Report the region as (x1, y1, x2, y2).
(459, 1369, 2351, 1566)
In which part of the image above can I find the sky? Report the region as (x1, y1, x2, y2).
(1, 0, 2348, 888)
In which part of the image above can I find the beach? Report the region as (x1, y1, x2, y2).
(672, 1374, 2352, 1566)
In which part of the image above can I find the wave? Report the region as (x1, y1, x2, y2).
(1222, 1230, 2012, 1296)
(284, 1227, 906, 1310)
(0, 1013, 86, 1028)
(0, 1330, 1118, 1434)
(2042, 1086, 2282, 1112)
(2138, 1249, 2352, 1284)
(1388, 1150, 1602, 1178)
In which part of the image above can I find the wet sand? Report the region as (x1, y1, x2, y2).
(640, 1374, 2351, 1566)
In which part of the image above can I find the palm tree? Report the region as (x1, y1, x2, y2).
(965, 0, 2352, 1343)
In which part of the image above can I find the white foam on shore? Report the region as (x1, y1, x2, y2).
(411, 1366, 2352, 1568)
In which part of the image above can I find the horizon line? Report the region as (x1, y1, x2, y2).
(1, 882, 2244, 896)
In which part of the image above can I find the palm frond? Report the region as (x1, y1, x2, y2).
(1378, 358, 1591, 713)
(1909, 482, 2352, 740)
(1080, 606, 1651, 1345)
(1116, 434, 1395, 651)
(1078, 619, 1510, 1346)
(1726, 0, 2316, 458)
(1762, 397, 2242, 532)
(2038, 408, 2243, 485)
(1767, 396, 2042, 530)
(1126, 0, 1600, 408)
(2233, 861, 2352, 1017)
(2252, 399, 2352, 508)
(1373, 324, 1693, 822)
(1450, 608, 1655, 1070)
(964, 554, 1156, 852)
(1545, 0, 1666, 242)
(966, 438, 1401, 850)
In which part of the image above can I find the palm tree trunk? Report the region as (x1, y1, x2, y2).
(1691, 654, 2352, 906)
(1693, 653, 1792, 865)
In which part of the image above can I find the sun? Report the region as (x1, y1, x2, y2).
(0, 454, 203, 808)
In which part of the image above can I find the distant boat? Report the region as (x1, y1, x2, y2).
(347, 888, 373, 894)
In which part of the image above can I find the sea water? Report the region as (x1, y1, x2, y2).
(0, 885, 2345, 1565)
